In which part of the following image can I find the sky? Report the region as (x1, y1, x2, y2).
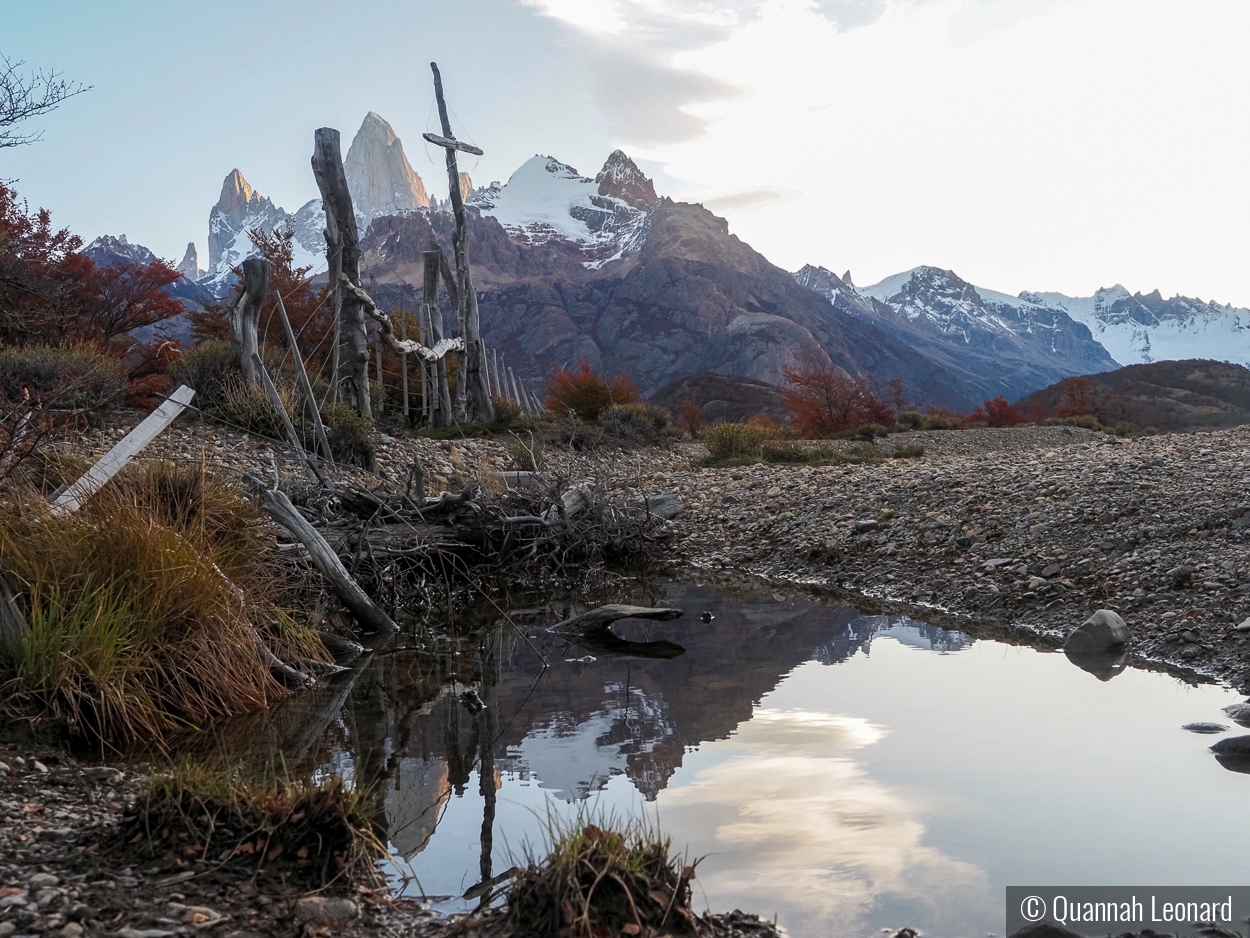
(4, 0, 1249, 305)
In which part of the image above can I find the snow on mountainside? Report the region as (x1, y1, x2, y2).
(795, 264, 1120, 403)
(1021, 286, 1250, 368)
(200, 169, 325, 296)
(466, 154, 652, 266)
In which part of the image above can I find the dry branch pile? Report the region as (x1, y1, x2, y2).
(266, 469, 682, 615)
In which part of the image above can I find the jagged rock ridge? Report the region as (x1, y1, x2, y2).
(1022, 286, 1250, 368)
(795, 264, 1120, 403)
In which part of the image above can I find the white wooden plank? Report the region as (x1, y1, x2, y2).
(50, 384, 196, 516)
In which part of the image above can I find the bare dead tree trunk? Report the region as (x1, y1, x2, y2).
(312, 127, 371, 417)
(424, 249, 453, 427)
(430, 62, 492, 424)
(232, 257, 269, 387)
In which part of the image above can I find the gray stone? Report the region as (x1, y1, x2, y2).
(293, 896, 360, 924)
(27, 875, 58, 889)
(1222, 702, 1250, 726)
(1182, 722, 1228, 734)
(82, 766, 124, 784)
(31, 760, 48, 774)
(1063, 609, 1131, 656)
(853, 520, 878, 534)
(0, 922, 14, 938)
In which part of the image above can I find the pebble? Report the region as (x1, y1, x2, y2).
(294, 896, 361, 924)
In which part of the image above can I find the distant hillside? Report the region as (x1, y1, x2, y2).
(649, 372, 789, 424)
(1016, 359, 1250, 431)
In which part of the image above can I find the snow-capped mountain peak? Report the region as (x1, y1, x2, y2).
(1020, 285, 1250, 366)
(467, 153, 655, 265)
(594, 149, 658, 209)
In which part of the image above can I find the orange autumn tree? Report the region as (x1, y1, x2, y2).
(544, 361, 639, 421)
(1055, 376, 1094, 417)
(780, 350, 894, 436)
(968, 395, 1026, 427)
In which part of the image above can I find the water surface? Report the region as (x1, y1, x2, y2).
(287, 581, 1249, 937)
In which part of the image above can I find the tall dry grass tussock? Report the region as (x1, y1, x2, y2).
(0, 461, 321, 745)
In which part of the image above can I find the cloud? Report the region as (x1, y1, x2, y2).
(520, 0, 751, 145)
(810, 0, 943, 30)
(702, 186, 802, 213)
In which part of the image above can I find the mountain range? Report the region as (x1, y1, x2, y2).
(85, 111, 1250, 409)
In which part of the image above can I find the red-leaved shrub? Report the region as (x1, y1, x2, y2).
(780, 351, 894, 437)
(968, 396, 1026, 427)
(544, 361, 639, 421)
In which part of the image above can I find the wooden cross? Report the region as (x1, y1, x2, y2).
(421, 61, 493, 423)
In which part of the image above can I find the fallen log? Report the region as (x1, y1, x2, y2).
(252, 481, 399, 634)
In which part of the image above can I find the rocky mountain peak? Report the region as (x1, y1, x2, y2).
(216, 169, 259, 224)
(83, 234, 157, 267)
(177, 243, 200, 279)
(594, 149, 658, 209)
(344, 111, 429, 222)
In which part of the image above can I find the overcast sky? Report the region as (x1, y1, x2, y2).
(5, 0, 1249, 305)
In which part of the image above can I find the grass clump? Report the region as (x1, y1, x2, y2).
(323, 402, 376, 468)
(169, 340, 239, 411)
(124, 762, 385, 888)
(507, 811, 701, 938)
(0, 462, 316, 746)
(601, 401, 677, 445)
(704, 422, 771, 461)
(212, 371, 301, 440)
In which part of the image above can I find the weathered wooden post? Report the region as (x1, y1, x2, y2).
(232, 257, 269, 387)
(423, 62, 493, 424)
(311, 128, 371, 418)
(399, 303, 410, 420)
(423, 249, 453, 427)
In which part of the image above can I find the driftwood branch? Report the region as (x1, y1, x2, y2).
(421, 132, 484, 156)
(338, 277, 464, 361)
(253, 482, 399, 634)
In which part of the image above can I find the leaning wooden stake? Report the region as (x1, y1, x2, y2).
(51, 385, 196, 516)
(272, 292, 333, 464)
(254, 354, 326, 485)
(253, 482, 398, 634)
(424, 249, 453, 427)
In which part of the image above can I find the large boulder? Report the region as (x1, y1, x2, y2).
(1064, 609, 1131, 655)
(1063, 610, 1132, 681)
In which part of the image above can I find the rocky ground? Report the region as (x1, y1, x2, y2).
(645, 424, 1250, 692)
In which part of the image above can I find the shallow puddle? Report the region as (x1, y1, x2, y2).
(293, 581, 1248, 937)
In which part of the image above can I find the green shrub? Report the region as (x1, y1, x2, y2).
(492, 396, 523, 427)
(705, 422, 770, 461)
(1045, 413, 1101, 430)
(170, 341, 240, 411)
(0, 343, 126, 418)
(323, 403, 375, 468)
(856, 423, 891, 440)
(896, 411, 924, 430)
(1109, 420, 1135, 436)
(920, 413, 964, 431)
(602, 402, 675, 445)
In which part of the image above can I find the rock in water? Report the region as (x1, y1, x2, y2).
(1221, 702, 1250, 726)
(1182, 722, 1229, 734)
(1063, 609, 1131, 680)
(1064, 609, 1131, 655)
(1210, 735, 1250, 774)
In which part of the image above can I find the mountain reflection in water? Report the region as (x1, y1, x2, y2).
(234, 578, 1247, 937)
